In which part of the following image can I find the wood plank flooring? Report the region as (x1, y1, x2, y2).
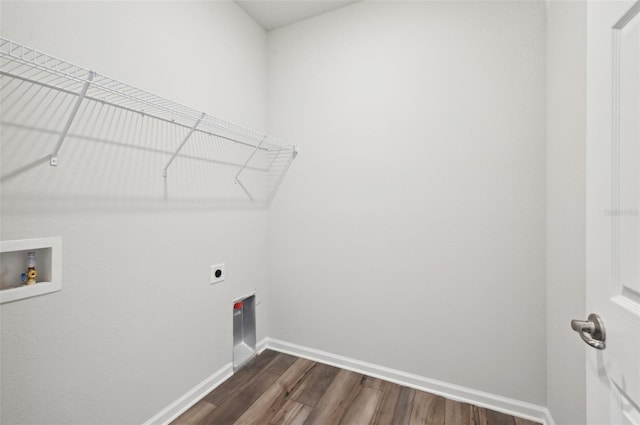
(172, 350, 540, 425)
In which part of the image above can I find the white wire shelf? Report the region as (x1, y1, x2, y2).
(0, 37, 297, 204)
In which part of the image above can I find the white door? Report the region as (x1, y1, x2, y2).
(585, 1, 640, 424)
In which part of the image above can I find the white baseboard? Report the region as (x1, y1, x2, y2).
(143, 362, 233, 425)
(264, 338, 555, 425)
(257, 337, 269, 354)
(144, 337, 555, 425)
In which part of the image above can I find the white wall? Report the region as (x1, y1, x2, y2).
(267, 0, 547, 405)
(545, 2, 587, 424)
(0, 1, 269, 423)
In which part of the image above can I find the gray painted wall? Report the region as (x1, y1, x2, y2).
(267, 0, 547, 405)
(0, 2, 269, 423)
(546, 2, 587, 423)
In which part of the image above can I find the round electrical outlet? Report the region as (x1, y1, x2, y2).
(210, 263, 225, 284)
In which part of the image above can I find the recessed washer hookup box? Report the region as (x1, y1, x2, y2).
(233, 294, 256, 369)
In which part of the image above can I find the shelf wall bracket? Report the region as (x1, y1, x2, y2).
(163, 112, 206, 177)
(266, 147, 283, 172)
(235, 137, 265, 201)
(50, 70, 95, 166)
(267, 147, 297, 205)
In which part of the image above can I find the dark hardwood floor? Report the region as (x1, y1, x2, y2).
(171, 350, 540, 425)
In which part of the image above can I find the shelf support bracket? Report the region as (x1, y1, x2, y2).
(50, 71, 95, 166)
(163, 112, 206, 177)
(235, 137, 265, 201)
(267, 147, 297, 205)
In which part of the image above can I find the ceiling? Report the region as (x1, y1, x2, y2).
(236, 1, 360, 31)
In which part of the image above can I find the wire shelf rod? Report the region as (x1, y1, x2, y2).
(1, 53, 90, 86)
(1, 121, 271, 174)
(0, 77, 286, 157)
(1, 37, 298, 202)
(0, 71, 77, 98)
(0, 69, 276, 151)
(0, 63, 86, 93)
(3, 59, 178, 119)
(1, 39, 296, 153)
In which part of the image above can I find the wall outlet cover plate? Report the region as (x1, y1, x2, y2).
(210, 263, 225, 284)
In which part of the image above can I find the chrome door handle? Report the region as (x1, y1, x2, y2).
(571, 313, 606, 350)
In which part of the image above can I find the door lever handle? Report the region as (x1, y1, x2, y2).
(571, 313, 606, 350)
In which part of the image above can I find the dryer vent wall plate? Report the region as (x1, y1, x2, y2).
(210, 263, 225, 284)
